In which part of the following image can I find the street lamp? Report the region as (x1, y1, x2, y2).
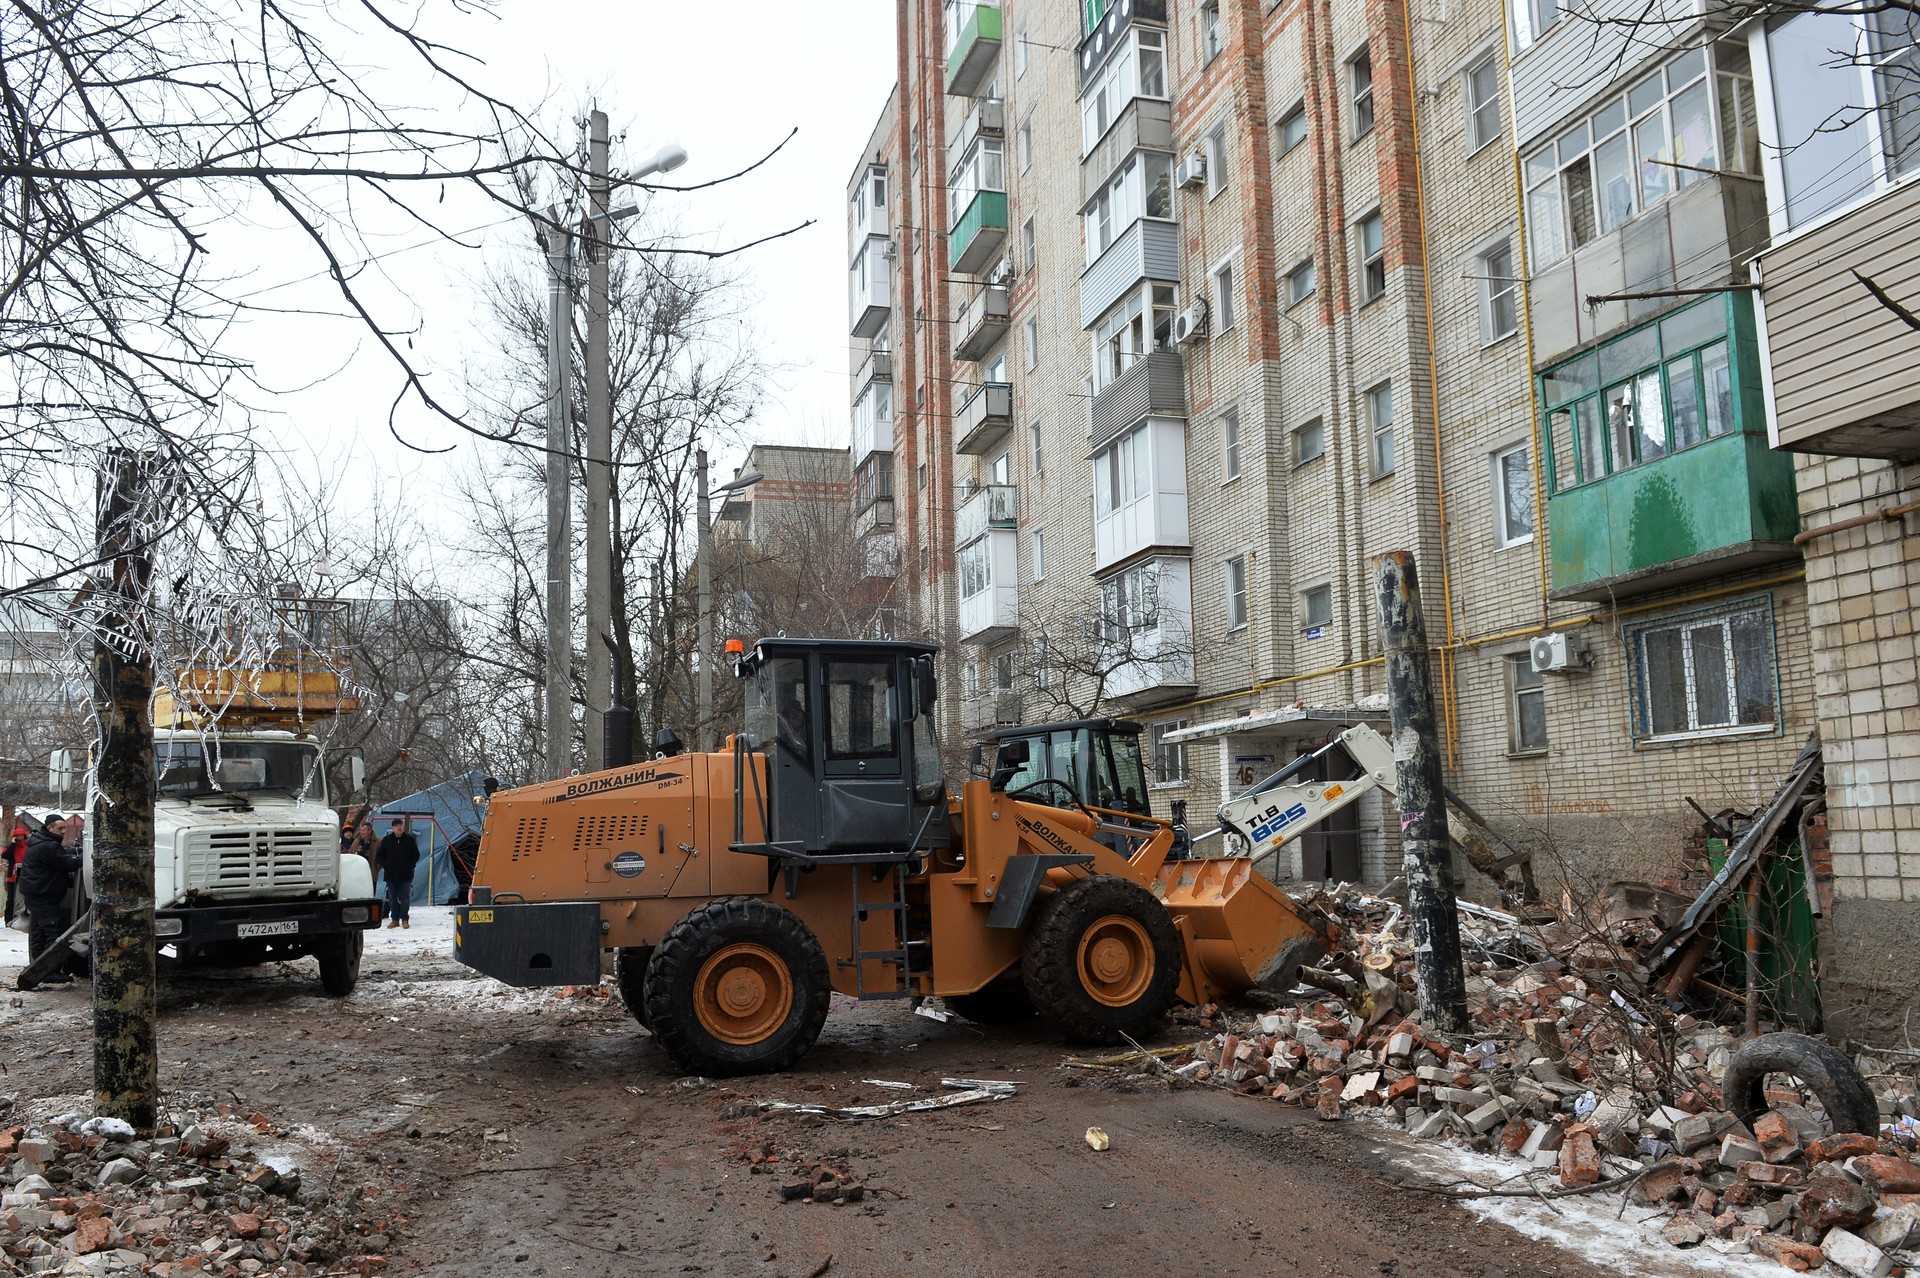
(696, 450, 764, 752)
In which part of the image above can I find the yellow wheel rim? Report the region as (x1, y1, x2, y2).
(693, 942, 793, 1045)
(1076, 914, 1155, 1008)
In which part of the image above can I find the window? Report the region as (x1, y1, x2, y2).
(1286, 257, 1316, 306)
(1100, 561, 1162, 640)
(1022, 217, 1036, 271)
(1016, 19, 1029, 75)
(1510, 0, 1560, 50)
(1300, 584, 1332, 631)
(1465, 52, 1503, 151)
(1506, 655, 1547, 753)
(1024, 317, 1038, 370)
(1351, 48, 1375, 138)
(959, 538, 990, 598)
(1539, 293, 1743, 492)
(1095, 423, 1152, 516)
(1367, 381, 1395, 476)
(1224, 555, 1248, 629)
(1202, 3, 1223, 63)
(963, 661, 980, 697)
(1206, 123, 1229, 197)
(854, 379, 892, 445)
(1081, 28, 1169, 153)
(1221, 408, 1242, 479)
(1030, 420, 1044, 473)
(1476, 239, 1518, 342)
(989, 450, 1011, 485)
(1084, 151, 1175, 265)
(949, 137, 1004, 226)
(1629, 598, 1777, 740)
(1152, 721, 1190, 785)
(992, 651, 1016, 691)
(1018, 117, 1033, 172)
(1082, 0, 1108, 35)
(824, 659, 896, 761)
(1295, 417, 1326, 464)
(1031, 528, 1046, 580)
(1357, 212, 1385, 302)
(1523, 48, 1730, 266)
(1091, 282, 1176, 389)
(1212, 258, 1237, 332)
(1277, 103, 1308, 154)
(917, 461, 928, 490)
(1492, 443, 1534, 546)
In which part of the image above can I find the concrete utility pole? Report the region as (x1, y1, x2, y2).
(92, 448, 159, 1128)
(1372, 550, 1469, 1035)
(584, 107, 613, 774)
(543, 208, 573, 781)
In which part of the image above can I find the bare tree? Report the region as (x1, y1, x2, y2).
(1008, 593, 1197, 724)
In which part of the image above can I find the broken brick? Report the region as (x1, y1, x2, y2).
(1750, 1233, 1825, 1272)
(1852, 1155, 1920, 1194)
(1798, 1177, 1878, 1234)
(1559, 1126, 1601, 1188)
(1820, 1227, 1894, 1278)
(1753, 1112, 1802, 1164)
(1742, 1162, 1805, 1186)
(69, 1215, 112, 1255)
(1807, 1133, 1880, 1164)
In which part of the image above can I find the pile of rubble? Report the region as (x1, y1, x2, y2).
(1, 1098, 396, 1278)
(1163, 887, 1920, 1273)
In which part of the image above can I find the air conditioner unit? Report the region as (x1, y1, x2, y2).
(881, 239, 898, 259)
(1529, 631, 1592, 675)
(1175, 153, 1208, 190)
(1171, 300, 1209, 346)
(988, 256, 1014, 284)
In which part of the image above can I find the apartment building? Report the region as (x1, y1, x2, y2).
(1741, 4, 1920, 1030)
(845, 0, 1818, 892)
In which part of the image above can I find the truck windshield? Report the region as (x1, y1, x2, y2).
(156, 740, 323, 800)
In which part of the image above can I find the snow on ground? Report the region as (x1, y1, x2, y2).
(1367, 1118, 1774, 1277)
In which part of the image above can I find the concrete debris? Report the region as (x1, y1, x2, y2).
(1, 1100, 398, 1278)
(1084, 1127, 1110, 1152)
(1151, 881, 1920, 1265)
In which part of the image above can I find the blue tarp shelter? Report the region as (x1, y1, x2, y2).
(371, 770, 491, 906)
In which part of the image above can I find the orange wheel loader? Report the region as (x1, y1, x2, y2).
(454, 638, 1328, 1076)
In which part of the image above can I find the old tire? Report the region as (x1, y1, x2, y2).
(1021, 875, 1181, 1044)
(615, 946, 655, 1030)
(946, 981, 1036, 1025)
(316, 930, 363, 998)
(642, 898, 830, 1077)
(1721, 1032, 1878, 1135)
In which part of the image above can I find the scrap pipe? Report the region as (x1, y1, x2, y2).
(1744, 850, 1766, 1040)
(1793, 499, 1920, 546)
(1373, 551, 1469, 1035)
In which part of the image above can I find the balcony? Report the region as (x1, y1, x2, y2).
(954, 381, 1014, 456)
(1077, 0, 1169, 90)
(957, 485, 1017, 645)
(1098, 558, 1194, 710)
(852, 380, 892, 462)
(954, 284, 1011, 362)
(1093, 418, 1189, 573)
(1759, 178, 1920, 459)
(855, 346, 891, 393)
(1090, 350, 1185, 448)
(856, 499, 895, 539)
(849, 236, 892, 339)
(952, 97, 1005, 162)
(945, 3, 1002, 97)
(1082, 98, 1172, 203)
(961, 690, 1024, 734)
(955, 483, 1016, 544)
(859, 531, 899, 583)
(949, 189, 1009, 275)
(1080, 217, 1179, 328)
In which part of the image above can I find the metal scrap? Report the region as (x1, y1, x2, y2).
(748, 1078, 1017, 1120)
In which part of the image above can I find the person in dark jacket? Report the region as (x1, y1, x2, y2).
(20, 815, 82, 985)
(376, 817, 420, 929)
(3, 821, 25, 927)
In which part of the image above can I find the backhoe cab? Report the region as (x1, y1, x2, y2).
(455, 637, 1328, 1077)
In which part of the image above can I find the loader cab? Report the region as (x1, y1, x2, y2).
(738, 638, 947, 857)
(990, 718, 1152, 818)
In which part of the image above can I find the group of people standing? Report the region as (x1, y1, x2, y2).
(2, 813, 87, 985)
(343, 815, 420, 928)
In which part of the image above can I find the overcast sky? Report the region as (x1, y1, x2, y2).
(231, 1, 898, 513)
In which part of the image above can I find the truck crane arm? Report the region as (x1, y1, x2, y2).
(1215, 725, 1399, 862)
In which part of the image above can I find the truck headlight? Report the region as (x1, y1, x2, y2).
(154, 917, 185, 937)
(341, 907, 370, 925)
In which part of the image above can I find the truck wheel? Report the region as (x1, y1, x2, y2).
(1721, 1032, 1879, 1135)
(642, 899, 830, 1077)
(1022, 875, 1181, 1045)
(316, 930, 363, 998)
(615, 946, 655, 1030)
(945, 982, 1036, 1024)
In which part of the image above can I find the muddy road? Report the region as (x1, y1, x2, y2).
(4, 912, 1648, 1278)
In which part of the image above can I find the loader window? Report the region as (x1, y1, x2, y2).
(1105, 733, 1150, 814)
(750, 656, 811, 763)
(824, 659, 896, 761)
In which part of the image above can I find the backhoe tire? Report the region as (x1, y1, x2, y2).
(642, 898, 830, 1077)
(1720, 1032, 1879, 1135)
(1021, 875, 1181, 1045)
(315, 930, 362, 998)
(945, 982, 1036, 1025)
(615, 946, 655, 1030)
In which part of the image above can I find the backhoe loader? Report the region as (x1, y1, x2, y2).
(454, 638, 1328, 1076)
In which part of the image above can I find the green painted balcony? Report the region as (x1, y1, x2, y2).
(1538, 294, 1799, 602)
(945, 3, 1002, 97)
(948, 189, 1008, 274)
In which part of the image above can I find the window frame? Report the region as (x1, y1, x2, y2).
(1224, 553, 1249, 631)
(1510, 0, 1560, 51)
(1492, 442, 1535, 548)
(1018, 115, 1033, 173)
(1211, 254, 1238, 332)
(1626, 596, 1781, 743)
(1286, 256, 1316, 306)
(1277, 102, 1308, 155)
(1357, 210, 1386, 302)
(1350, 46, 1376, 139)
(1476, 237, 1519, 344)
(1367, 380, 1396, 477)
(1151, 720, 1191, 786)
(1294, 417, 1326, 466)
(1205, 122, 1229, 199)
(1024, 316, 1039, 370)
(1221, 407, 1242, 480)
(1464, 49, 1503, 152)
(1021, 217, 1036, 271)
(1202, 2, 1223, 64)
(1506, 653, 1548, 755)
(1031, 527, 1046, 581)
(1299, 582, 1333, 633)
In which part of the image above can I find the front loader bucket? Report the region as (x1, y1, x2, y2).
(1155, 858, 1329, 1006)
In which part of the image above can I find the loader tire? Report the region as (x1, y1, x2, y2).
(1720, 1032, 1879, 1136)
(1021, 875, 1181, 1045)
(315, 930, 362, 998)
(643, 898, 830, 1077)
(945, 981, 1036, 1025)
(615, 946, 654, 1030)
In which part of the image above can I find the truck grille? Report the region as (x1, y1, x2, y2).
(183, 828, 330, 896)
